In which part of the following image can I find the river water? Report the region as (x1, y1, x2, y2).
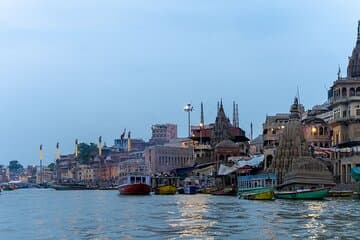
(0, 189, 359, 240)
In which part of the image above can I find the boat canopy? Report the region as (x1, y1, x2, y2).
(218, 155, 264, 176)
(351, 167, 360, 180)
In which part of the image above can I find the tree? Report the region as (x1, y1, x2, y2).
(9, 160, 24, 177)
(78, 143, 98, 164)
(48, 163, 55, 171)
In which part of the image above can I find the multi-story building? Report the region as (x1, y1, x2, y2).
(113, 138, 147, 152)
(56, 154, 77, 183)
(328, 21, 360, 184)
(144, 145, 194, 174)
(77, 164, 94, 182)
(149, 124, 177, 145)
(0, 165, 9, 183)
(36, 167, 54, 184)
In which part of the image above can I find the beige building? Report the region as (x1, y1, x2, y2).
(144, 145, 194, 174)
(328, 21, 360, 184)
(77, 164, 94, 182)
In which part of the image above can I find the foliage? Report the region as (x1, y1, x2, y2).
(9, 160, 24, 175)
(78, 143, 98, 164)
(48, 163, 56, 171)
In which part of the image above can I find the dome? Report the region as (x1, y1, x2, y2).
(347, 21, 360, 78)
(215, 140, 238, 149)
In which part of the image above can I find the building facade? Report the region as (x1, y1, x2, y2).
(328, 21, 360, 184)
(144, 145, 194, 174)
(149, 124, 178, 145)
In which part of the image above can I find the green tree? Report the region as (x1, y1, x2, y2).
(78, 143, 98, 164)
(9, 160, 24, 176)
(48, 163, 55, 171)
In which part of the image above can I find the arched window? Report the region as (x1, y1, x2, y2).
(342, 87, 347, 97)
(319, 127, 324, 136)
(350, 88, 355, 96)
(356, 87, 360, 96)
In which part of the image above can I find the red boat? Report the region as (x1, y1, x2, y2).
(118, 160, 151, 195)
(118, 176, 151, 195)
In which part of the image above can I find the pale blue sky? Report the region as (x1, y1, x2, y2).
(1, 0, 359, 165)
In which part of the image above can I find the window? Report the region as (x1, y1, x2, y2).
(356, 109, 360, 116)
(356, 87, 360, 96)
(350, 88, 355, 96)
(342, 87, 347, 97)
(343, 111, 347, 118)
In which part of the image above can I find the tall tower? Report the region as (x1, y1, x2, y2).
(200, 102, 204, 126)
(233, 101, 236, 127)
(236, 103, 239, 128)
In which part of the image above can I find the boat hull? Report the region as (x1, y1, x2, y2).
(50, 184, 94, 190)
(241, 187, 274, 200)
(119, 183, 151, 195)
(328, 190, 353, 198)
(184, 186, 197, 194)
(155, 185, 177, 195)
(275, 188, 329, 200)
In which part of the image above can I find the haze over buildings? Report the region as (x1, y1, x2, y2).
(1, 1, 360, 165)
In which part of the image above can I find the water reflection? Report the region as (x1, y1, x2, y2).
(303, 202, 327, 239)
(0, 190, 359, 239)
(168, 195, 215, 239)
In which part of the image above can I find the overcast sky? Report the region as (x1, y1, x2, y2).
(1, 0, 359, 166)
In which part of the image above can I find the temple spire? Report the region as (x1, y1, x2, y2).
(236, 104, 239, 127)
(200, 102, 204, 126)
(232, 101, 236, 127)
(357, 20, 360, 43)
(217, 101, 220, 113)
(220, 98, 223, 109)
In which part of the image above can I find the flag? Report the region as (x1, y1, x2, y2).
(120, 128, 126, 140)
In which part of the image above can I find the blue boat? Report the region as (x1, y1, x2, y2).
(238, 173, 277, 200)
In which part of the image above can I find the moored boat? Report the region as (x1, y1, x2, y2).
(275, 188, 329, 200)
(238, 173, 277, 200)
(118, 159, 151, 195)
(328, 190, 353, 198)
(152, 176, 179, 195)
(241, 187, 275, 200)
(182, 177, 199, 194)
(50, 183, 95, 190)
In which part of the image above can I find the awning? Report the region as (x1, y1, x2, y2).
(351, 167, 360, 180)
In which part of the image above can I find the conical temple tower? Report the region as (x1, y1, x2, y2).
(269, 98, 334, 189)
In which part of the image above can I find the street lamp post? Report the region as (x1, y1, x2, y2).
(184, 103, 193, 138)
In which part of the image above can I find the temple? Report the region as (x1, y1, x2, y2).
(268, 98, 335, 190)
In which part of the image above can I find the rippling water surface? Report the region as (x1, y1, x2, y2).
(0, 189, 359, 239)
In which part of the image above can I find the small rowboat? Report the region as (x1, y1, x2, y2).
(275, 188, 329, 200)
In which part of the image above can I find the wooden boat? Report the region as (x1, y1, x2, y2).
(152, 176, 179, 195)
(212, 186, 237, 196)
(238, 173, 277, 200)
(50, 183, 95, 190)
(328, 190, 353, 198)
(118, 177, 151, 195)
(118, 160, 151, 195)
(181, 177, 199, 194)
(241, 187, 274, 200)
(275, 188, 329, 200)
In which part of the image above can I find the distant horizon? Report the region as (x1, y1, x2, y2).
(1, 1, 360, 165)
